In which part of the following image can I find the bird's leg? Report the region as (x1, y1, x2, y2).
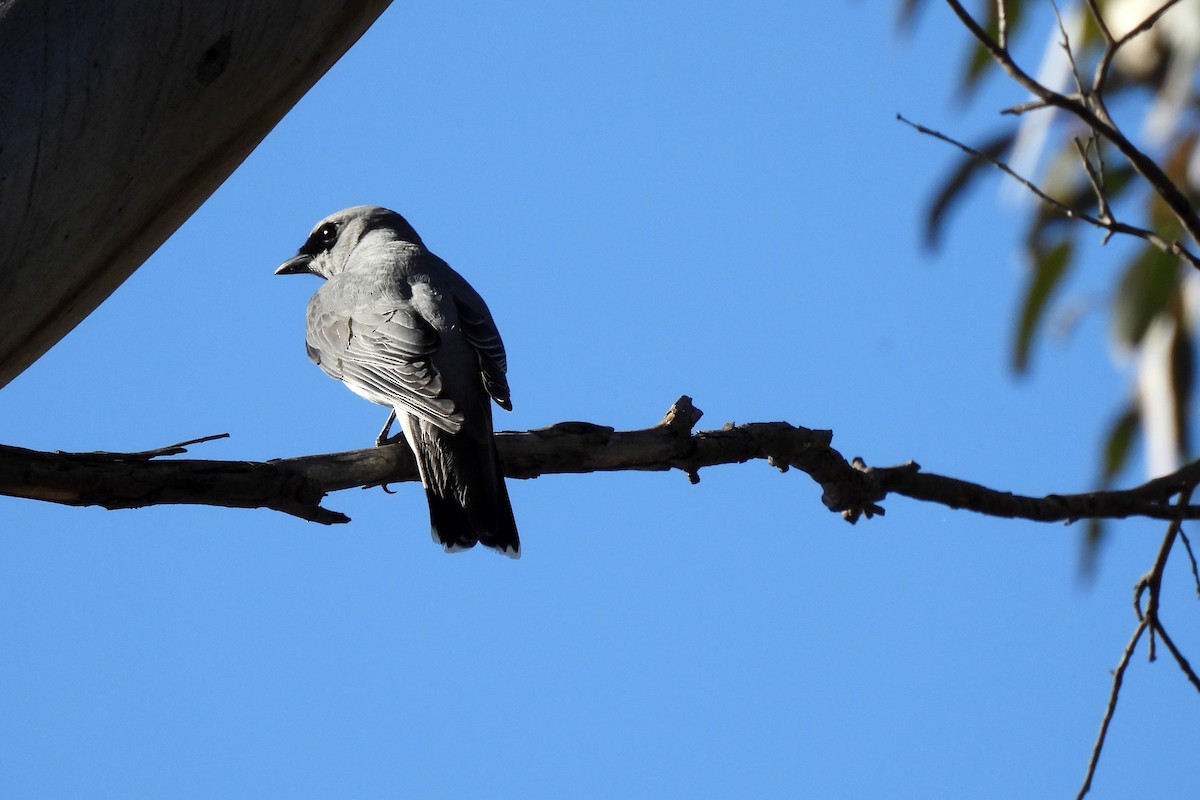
(375, 409, 397, 447)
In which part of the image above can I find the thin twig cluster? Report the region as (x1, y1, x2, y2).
(909, 3, 1200, 797)
(934, 0, 1200, 267)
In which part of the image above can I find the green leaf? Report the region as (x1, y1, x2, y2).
(1081, 518, 1105, 578)
(924, 130, 1014, 250)
(1100, 163, 1136, 200)
(1083, 403, 1141, 579)
(1013, 240, 1072, 373)
(896, 0, 926, 29)
(1101, 405, 1139, 482)
(1113, 246, 1180, 347)
(964, 41, 994, 89)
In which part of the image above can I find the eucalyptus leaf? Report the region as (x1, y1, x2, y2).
(1113, 246, 1179, 347)
(924, 131, 1014, 250)
(1013, 240, 1072, 373)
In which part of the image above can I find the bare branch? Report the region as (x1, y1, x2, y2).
(1083, 0, 1114, 45)
(1, 397, 853, 525)
(1178, 527, 1200, 597)
(1142, 493, 1189, 624)
(10, 397, 1200, 528)
(1113, 0, 1182, 48)
(899, 114, 1200, 266)
(1080, 488, 1194, 798)
(54, 433, 231, 462)
(1095, 0, 1186, 94)
(941, 0, 1200, 257)
(1002, 95, 1079, 116)
(944, 0, 1012, 60)
(1073, 137, 1115, 242)
(1086, 490, 1200, 798)
(868, 460, 1200, 523)
(1152, 620, 1200, 693)
(1076, 620, 1146, 800)
(1050, 0, 1085, 94)
(898, 114, 1074, 208)
(996, 0, 1008, 51)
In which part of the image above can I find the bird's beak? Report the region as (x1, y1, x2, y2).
(275, 254, 314, 275)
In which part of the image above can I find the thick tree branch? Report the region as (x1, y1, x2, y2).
(7, 396, 1200, 528)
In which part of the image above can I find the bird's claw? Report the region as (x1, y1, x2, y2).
(376, 432, 407, 447)
(375, 409, 398, 447)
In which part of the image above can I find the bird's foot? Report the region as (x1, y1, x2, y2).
(374, 409, 397, 447)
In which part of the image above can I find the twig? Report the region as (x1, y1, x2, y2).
(870, 459, 1200, 523)
(1140, 492, 1188, 657)
(1093, 0, 1186, 95)
(1002, 94, 1081, 116)
(1093, 130, 1109, 200)
(1151, 620, 1200, 693)
(54, 433, 230, 461)
(1082, 489, 1196, 796)
(1178, 527, 1200, 596)
(1083, 0, 1114, 45)
(898, 114, 1200, 266)
(1073, 137, 1114, 243)
(1076, 620, 1146, 800)
(1080, 489, 1190, 798)
(942, 0, 1200, 257)
(1050, 0, 1085, 94)
(996, 0, 1008, 51)
(899, 114, 1080, 210)
(1113, 0, 1182, 48)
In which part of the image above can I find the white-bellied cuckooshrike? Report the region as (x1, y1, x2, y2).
(276, 206, 519, 558)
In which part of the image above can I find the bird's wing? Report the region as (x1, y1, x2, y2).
(306, 300, 464, 432)
(452, 284, 512, 411)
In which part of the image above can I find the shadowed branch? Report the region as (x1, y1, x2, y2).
(7, 396, 1200, 528)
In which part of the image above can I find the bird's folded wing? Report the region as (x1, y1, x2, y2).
(307, 305, 464, 432)
(453, 293, 511, 411)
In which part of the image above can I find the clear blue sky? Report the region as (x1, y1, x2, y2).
(1, 2, 1196, 797)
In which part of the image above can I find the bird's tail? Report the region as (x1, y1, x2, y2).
(406, 414, 520, 559)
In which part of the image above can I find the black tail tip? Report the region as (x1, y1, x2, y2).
(425, 485, 520, 559)
(432, 527, 521, 559)
(478, 533, 521, 559)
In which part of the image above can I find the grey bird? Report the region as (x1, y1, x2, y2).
(276, 205, 519, 558)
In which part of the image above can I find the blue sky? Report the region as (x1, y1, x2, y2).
(1, 2, 1197, 797)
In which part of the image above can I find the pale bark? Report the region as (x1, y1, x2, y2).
(0, 0, 393, 388)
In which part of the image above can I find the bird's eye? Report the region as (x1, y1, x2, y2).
(316, 223, 338, 248)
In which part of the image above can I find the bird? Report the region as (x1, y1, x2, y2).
(276, 206, 520, 558)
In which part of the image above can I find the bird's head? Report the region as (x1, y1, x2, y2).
(275, 205, 425, 279)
